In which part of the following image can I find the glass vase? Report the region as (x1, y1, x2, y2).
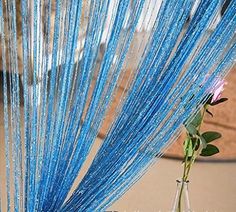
(171, 179, 191, 212)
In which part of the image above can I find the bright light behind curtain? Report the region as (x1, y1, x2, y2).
(0, 0, 235, 211)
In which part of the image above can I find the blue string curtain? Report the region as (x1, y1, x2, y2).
(0, 0, 235, 211)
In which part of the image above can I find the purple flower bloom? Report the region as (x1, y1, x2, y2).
(211, 79, 227, 103)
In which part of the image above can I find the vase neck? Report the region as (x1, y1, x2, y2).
(171, 179, 191, 212)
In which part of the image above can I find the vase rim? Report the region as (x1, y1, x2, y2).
(176, 179, 189, 183)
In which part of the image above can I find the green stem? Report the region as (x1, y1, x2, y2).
(177, 139, 190, 212)
(177, 106, 207, 212)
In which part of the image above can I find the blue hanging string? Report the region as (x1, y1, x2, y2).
(0, 1, 11, 211)
(0, 0, 235, 211)
(61, 1, 236, 210)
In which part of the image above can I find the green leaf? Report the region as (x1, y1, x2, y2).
(200, 135, 207, 149)
(210, 98, 228, 106)
(184, 138, 193, 157)
(200, 144, 219, 157)
(183, 138, 188, 154)
(190, 111, 202, 127)
(186, 123, 198, 135)
(202, 131, 222, 143)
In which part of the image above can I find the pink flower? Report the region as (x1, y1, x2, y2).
(211, 79, 227, 103)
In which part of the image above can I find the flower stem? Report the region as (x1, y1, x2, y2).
(177, 106, 207, 212)
(177, 139, 190, 212)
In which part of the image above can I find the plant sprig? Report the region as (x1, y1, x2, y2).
(177, 95, 227, 212)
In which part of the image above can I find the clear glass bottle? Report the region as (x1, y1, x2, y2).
(171, 180, 191, 212)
